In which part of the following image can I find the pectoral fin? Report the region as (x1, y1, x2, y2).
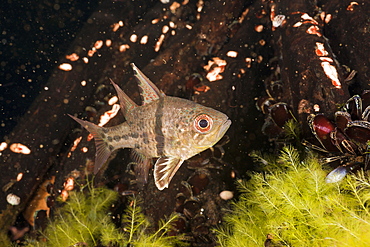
(131, 150, 152, 188)
(154, 156, 184, 190)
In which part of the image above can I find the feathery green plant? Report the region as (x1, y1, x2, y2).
(217, 146, 370, 247)
(25, 184, 181, 247)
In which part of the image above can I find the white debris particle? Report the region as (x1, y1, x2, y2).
(119, 44, 130, 52)
(314, 104, 320, 112)
(315, 42, 328, 56)
(94, 40, 103, 49)
(108, 96, 118, 105)
(155, 34, 165, 52)
(0, 142, 8, 151)
(16, 173, 23, 181)
(9, 143, 31, 154)
(162, 25, 169, 34)
(99, 104, 120, 127)
(66, 53, 79, 61)
(321, 62, 341, 88)
(226, 51, 238, 58)
(255, 25, 264, 32)
(140, 35, 148, 44)
(7, 193, 20, 205)
(170, 1, 181, 13)
(220, 190, 233, 200)
(272, 15, 286, 28)
(152, 18, 160, 24)
(81, 80, 87, 86)
(325, 14, 332, 23)
(105, 39, 112, 47)
(169, 21, 176, 28)
(130, 34, 138, 43)
(245, 57, 252, 68)
(59, 63, 72, 71)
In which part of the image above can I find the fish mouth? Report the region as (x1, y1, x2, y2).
(217, 119, 231, 139)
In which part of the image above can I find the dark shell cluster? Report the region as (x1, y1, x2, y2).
(308, 92, 370, 183)
(256, 96, 294, 140)
(258, 91, 370, 184)
(167, 136, 237, 245)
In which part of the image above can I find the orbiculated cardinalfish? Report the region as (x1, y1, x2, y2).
(69, 64, 231, 190)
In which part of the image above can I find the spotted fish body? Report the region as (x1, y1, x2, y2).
(69, 64, 231, 190)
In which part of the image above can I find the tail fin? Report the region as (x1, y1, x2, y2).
(68, 114, 113, 174)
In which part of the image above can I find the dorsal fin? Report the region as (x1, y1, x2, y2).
(130, 63, 165, 105)
(110, 79, 138, 116)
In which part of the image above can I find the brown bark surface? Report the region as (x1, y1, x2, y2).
(1, 0, 368, 245)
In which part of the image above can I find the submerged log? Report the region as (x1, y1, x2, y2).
(0, 0, 157, 235)
(264, 0, 350, 135)
(319, 0, 370, 93)
(1, 0, 368, 244)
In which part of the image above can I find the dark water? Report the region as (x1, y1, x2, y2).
(0, 0, 100, 139)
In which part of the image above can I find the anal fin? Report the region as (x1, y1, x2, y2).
(154, 156, 184, 190)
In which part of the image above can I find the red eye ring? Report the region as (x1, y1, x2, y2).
(194, 114, 213, 133)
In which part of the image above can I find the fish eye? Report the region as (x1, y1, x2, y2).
(194, 114, 213, 133)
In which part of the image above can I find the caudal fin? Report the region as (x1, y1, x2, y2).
(68, 114, 113, 174)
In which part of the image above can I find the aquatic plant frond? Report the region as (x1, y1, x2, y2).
(283, 119, 301, 141)
(24, 184, 184, 247)
(218, 147, 370, 246)
(278, 145, 300, 170)
(122, 196, 148, 243)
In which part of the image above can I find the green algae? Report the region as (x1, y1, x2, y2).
(217, 146, 370, 247)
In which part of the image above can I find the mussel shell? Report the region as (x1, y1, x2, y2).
(191, 213, 206, 227)
(335, 111, 352, 131)
(308, 114, 338, 151)
(345, 120, 370, 145)
(330, 127, 358, 155)
(261, 116, 284, 138)
(325, 166, 347, 183)
(168, 214, 187, 235)
(256, 97, 275, 114)
(183, 198, 201, 219)
(269, 102, 293, 128)
(361, 90, 370, 110)
(362, 105, 370, 122)
(325, 162, 362, 183)
(343, 95, 362, 120)
(188, 170, 210, 196)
